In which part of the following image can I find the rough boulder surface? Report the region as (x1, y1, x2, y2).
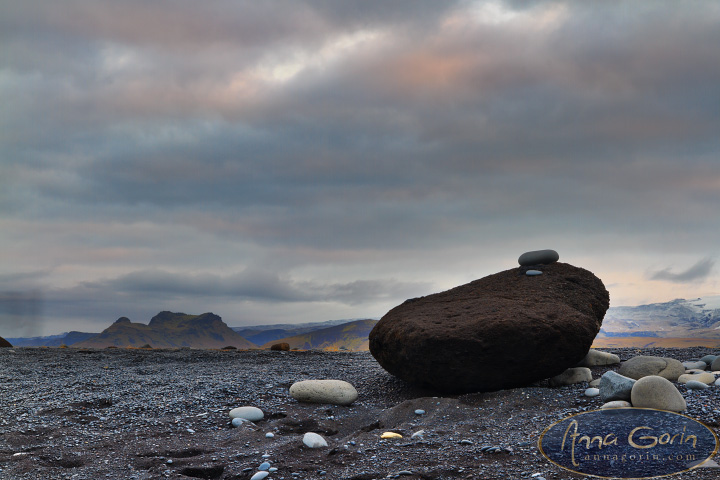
(0, 336, 12, 347)
(369, 262, 609, 393)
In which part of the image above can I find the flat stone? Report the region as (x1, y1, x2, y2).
(618, 356, 685, 381)
(302, 432, 328, 448)
(549, 367, 592, 387)
(289, 379, 358, 406)
(576, 349, 621, 367)
(229, 406, 264, 422)
(525, 270, 543, 276)
(601, 400, 632, 409)
(381, 432, 403, 439)
(599, 371, 636, 402)
(518, 249, 560, 266)
(686, 380, 709, 390)
(250, 472, 269, 480)
(678, 372, 716, 385)
(630, 376, 686, 412)
(369, 262, 609, 393)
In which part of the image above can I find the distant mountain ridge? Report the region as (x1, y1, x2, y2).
(74, 312, 257, 349)
(260, 319, 378, 351)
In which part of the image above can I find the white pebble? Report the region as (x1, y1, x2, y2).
(411, 430, 425, 439)
(265, 432, 274, 438)
(414, 409, 425, 415)
(303, 432, 328, 448)
(584, 387, 600, 397)
(229, 406, 264, 422)
(250, 472, 269, 480)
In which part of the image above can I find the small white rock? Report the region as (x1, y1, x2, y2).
(584, 387, 600, 397)
(229, 406, 264, 422)
(601, 400, 632, 409)
(250, 472, 269, 480)
(265, 432, 274, 438)
(414, 409, 425, 415)
(303, 432, 328, 448)
(411, 430, 425, 439)
(290, 379, 358, 406)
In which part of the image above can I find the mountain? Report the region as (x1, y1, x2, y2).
(74, 312, 257, 349)
(599, 296, 720, 339)
(260, 319, 378, 351)
(5, 331, 98, 347)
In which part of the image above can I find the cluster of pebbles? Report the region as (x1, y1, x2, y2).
(1, 346, 719, 480)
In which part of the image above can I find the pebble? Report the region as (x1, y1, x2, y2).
(584, 387, 599, 397)
(715, 378, 720, 387)
(265, 432, 274, 438)
(258, 462, 271, 471)
(686, 380, 710, 390)
(525, 270, 543, 276)
(411, 430, 424, 439)
(683, 361, 708, 370)
(232, 418, 250, 428)
(576, 349, 621, 367)
(548, 367, 592, 386)
(414, 409, 425, 415)
(289, 379, 358, 406)
(601, 400, 632, 409)
(678, 372, 716, 385)
(459, 439, 473, 445)
(269, 467, 277, 472)
(229, 406, 264, 422)
(303, 432, 328, 448)
(250, 472, 269, 480)
(381, 432, 403, 439)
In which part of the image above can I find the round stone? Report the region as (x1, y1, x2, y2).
(259, 462, 271, 471)
(229, 406, 264, 422)
(600, 400, 632, 409)
(584, 387, 600, 397)
(265, 432, 275, 438)
(630, 376, 687, 412)
(678, 372, 716, 385)
(682, 361, 708, 370)
(414, 409, 425, 415)
(686, 380, 709, 390)
(302, 432, 328, 448)
(289, 379, 358, 406)
(576, 349, 621, 367)
(518, 249, 559, 266)
(700, 355, 718, 367)
(525, 270, 543, 276)
(618, 356, 685, 381)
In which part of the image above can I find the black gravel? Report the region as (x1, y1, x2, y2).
(0, 347, 718, 480)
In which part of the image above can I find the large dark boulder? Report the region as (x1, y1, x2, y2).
(0, 336, 12, 348)
(369, 262, 609, 393)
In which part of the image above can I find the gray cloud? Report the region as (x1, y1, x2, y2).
(649, 258, 716, 283)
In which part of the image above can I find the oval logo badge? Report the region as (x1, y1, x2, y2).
(539, 408, 718, 479)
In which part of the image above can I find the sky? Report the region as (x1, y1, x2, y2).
(2, 1, 720, 337)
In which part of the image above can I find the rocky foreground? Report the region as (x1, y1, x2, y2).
(1, 347, 719, 480)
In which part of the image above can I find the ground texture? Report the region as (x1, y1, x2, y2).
(1, 347, 719, 480)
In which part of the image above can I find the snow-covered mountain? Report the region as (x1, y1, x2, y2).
(600, 295, 720, 338)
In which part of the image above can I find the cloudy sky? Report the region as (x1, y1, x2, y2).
(2, 1, 719, 337)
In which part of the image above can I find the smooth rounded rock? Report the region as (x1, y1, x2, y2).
(369, 262, 609, 393)
(576, 349, 621, 367)
(548, 367, 592, 387)
(589, 378, 601, 387)
(584, 387, 599, 397)
(303, 432, 328, 448)
(258, 462, 271, 471)
(618, 356, 685, 381)
(682, 361, 708, 370)
(599, 371, 636, 402)
(699, 354, 718, 366)
(229, 406, 264, 422)
(414, 409, 425, 415)
(601, 400, 632, 409)
(686, 380, 710, 390)
(630, 376, 686, 412)
(381, 432, 403, 439)
(518, 249, 560, 266)
(678, 372, 716, 385)
(711, 357, 720, 371)
(715, 378, 720, 387)
(525, 270, 543, 276)
(289, 379, 358, 406)
(250, 472, 269, 480)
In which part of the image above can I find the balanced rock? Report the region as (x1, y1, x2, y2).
(0, 337, 12, 348)
(599, 371, 636, 402)
(576, 349, 620, 367)
(549, 367, 592, 387)
(618, 356, 685, 381)
(270, 342, 290, 351)
(369, 262, 609, 392)
(289, 379, 358, 406)
(518, 249, 560, 266)
(630, 376, 686, 412)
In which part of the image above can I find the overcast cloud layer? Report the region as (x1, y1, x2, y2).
(2, 1, 719, 336)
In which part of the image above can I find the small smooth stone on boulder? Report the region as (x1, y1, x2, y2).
(576, 349, 621, 367)
(548, 367, 592, 387)
(599, 371, 636, 402)
(630, 376, 686, 412)
(601, 400, 632, 409)
(678, 372, 716, 385)
(229, 406, 264, 422)
(618, 356, 685, 381)
(289, 379, 358, 406)
(518, 249, 560, 266)
(369, 262, 609, 393)
(303, 432, 328, 448)
(525, 270, 543, 276)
